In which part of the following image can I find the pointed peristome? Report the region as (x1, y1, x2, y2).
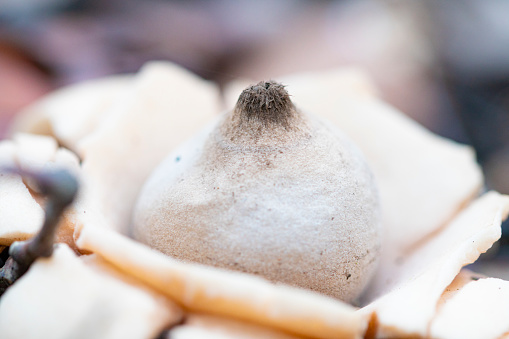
(234, 81, 297, 128)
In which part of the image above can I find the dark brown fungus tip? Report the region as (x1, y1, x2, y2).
(234, 81, 297, 127)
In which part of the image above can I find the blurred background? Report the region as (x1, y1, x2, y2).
(0, 0, 508, 275)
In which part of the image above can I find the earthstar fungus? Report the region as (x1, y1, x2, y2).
(133, 80, 381, 302)
(2, 62, 508, 339)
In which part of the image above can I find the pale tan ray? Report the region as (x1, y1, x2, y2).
(360, 192, 509, 338)
(435, 269, 486, 310)
(430, 277, 509, 339)
(75, 61, 221, 235)
(10, 76, 131, 154)
(76, 224, 366, 339)
(0, 245, 182, 339)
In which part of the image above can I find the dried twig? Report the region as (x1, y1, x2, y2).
(0, 168, 78, 296)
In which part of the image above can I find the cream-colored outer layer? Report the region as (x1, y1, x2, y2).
(0, 244, 182, 339)
(133, 109, 381, 303)
(76, 225, 366, 339)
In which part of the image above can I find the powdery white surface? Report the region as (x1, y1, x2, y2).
(133, 102, 381, 302)
(169, 314, 300, 339)
(0, 244, 182, 339)
(430, 278, 509, 339)
(76, 224, 366, 339)
(75, 61, 221, 236)
(10, 76, 132, 154)
(0, 140, 44, 245)
(360, 192, 509, 338)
